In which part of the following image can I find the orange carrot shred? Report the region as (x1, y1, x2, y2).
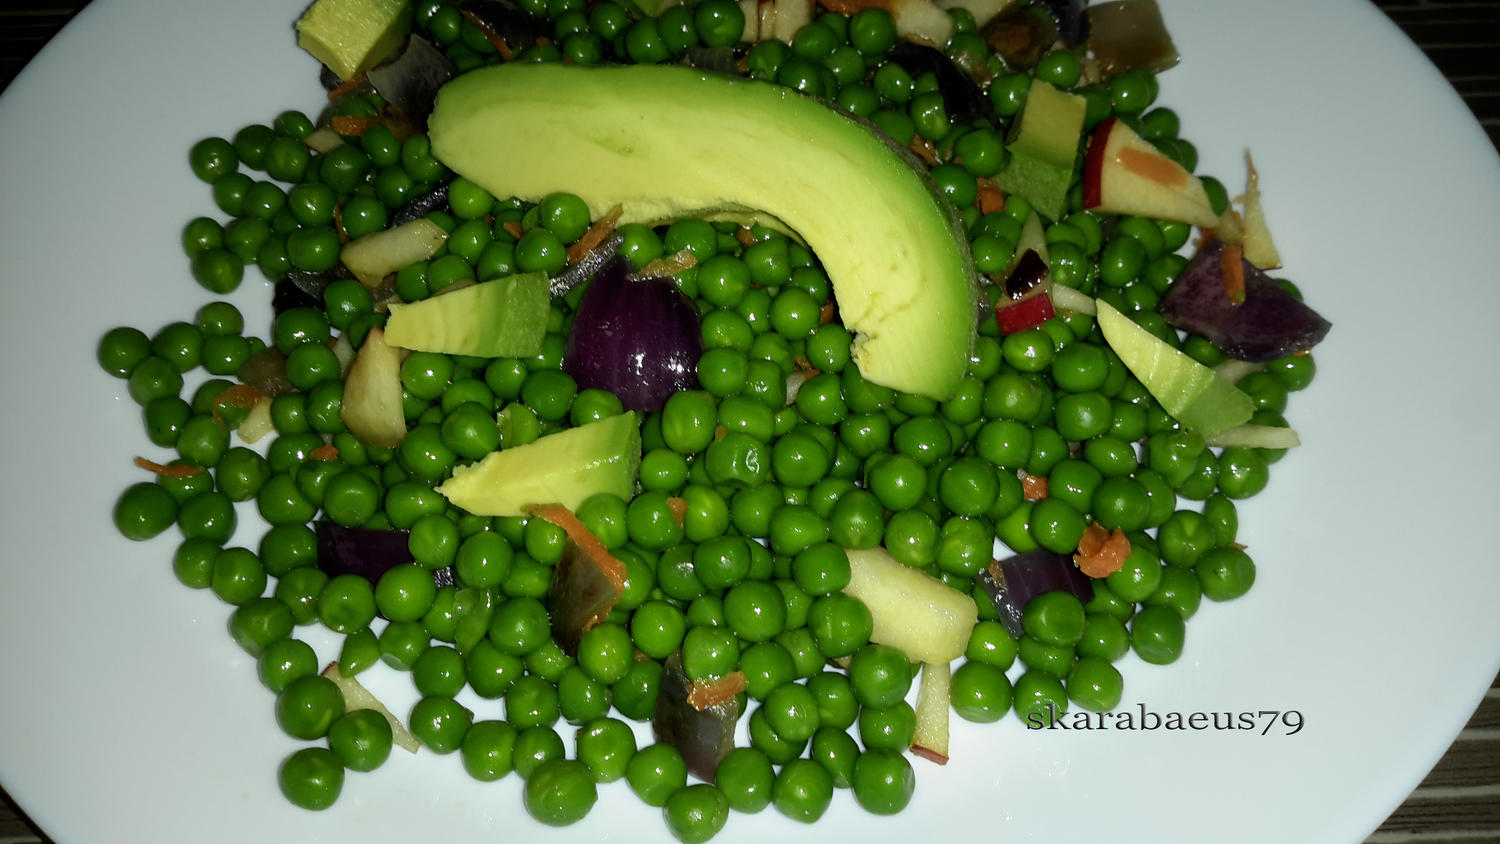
(135, 456, 204, 479)
(818, 300, 838, 325)
(1220, 242, 1246, 304)
(565, 205, 623, 265)
(976, 178, 1005, 214)
(326, 74, 368, 102)
(460, 10, 515, 61)
(666, 497, 688, 528)
(909, 136, 939, 167)
(330, 115, 381, 137)
(502, 221, 525, 240)
(1073, 523, 1132, 578)
(1021, 473, 1048, 501)
(310, 444, 340, 461)
(735, 227, 757, 248)
(714, 425, 728, 440)
(686, 671, 748, 710)
(210, 383, 261, 424)
(528, 504, 628, 595)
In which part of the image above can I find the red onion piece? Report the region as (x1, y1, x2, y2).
(977, 548, 1095, 639)
(563, 255, 703, 412)
(1159, 239, 1331, 363)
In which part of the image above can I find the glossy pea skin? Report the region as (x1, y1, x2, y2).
(1131, 605, 1187, 664)
(773, 758, 834, 823)
(1067, 655, 1124, 712)
(1197, 547, 1257, 601)
(278, 747, 344, 811)
(664, 784, 731, 844)
(461, 720, 518, 781)
(852, 748, 915, 815)
(327, 708, 394, 772)
(525, 759, 598, 827)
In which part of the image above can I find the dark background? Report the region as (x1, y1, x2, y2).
(0, 1, 1496, 842)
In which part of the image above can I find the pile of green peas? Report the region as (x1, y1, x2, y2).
(100, 0, 1319, 839)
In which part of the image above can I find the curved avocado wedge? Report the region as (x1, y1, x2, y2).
(427, 63, 978, 399)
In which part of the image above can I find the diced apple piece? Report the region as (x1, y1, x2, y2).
(1048, 283, 1095, 315)
(340, 218, 449, 289)
(997, 80, 1086, 221)
(769, 0, 813, 42)
(235, 397, 274, 444)
(1239, 152, 1281, 269)
(340, 327, 407, 448)
(384, 272, 548, 358)
(1082, 117, 1218, 227)
(295, 0, 412, 82)
(842, 547, 977, 663)
(820, 0, 955, 47)
(320, 662, 420, 753)
(934, 0, 1015, 27)
(912, 661, 951, 764)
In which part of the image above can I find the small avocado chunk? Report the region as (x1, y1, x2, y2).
(427, 63, 978, 400)
(384, 272, 549, 358)
(295, 0, 413, 82)
(1095, 299, 1254, 436)
(996, 78, 1087, 221)
(438, 412, 642, 516)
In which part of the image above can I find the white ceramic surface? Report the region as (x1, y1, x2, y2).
(2, 0, 1497, 841)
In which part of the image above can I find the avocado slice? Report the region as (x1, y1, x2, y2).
(996, 78, 1087, 221)
(427, 63, 979, 400)
(437, 412, 642, 516)
(384, 272, 549, 358)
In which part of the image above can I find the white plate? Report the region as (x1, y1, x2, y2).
(2, 0, 1497, 841)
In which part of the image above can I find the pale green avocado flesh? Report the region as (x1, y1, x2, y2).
(438, 412, 642, 516)
(1095, 300, 1255, 436)
(997, 79, 1086, 221)
(427, 63, 978, 400)
(384, 273, 549, 358)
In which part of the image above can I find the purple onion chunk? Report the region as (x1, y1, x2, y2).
(563, 255, 703, 412)
(652, 653, 741, 781)
(978, 548, 1095, 639)
(315, 521, 415, 583)
(1159, 239, 1331, 363)
(547, 538, 624, 655)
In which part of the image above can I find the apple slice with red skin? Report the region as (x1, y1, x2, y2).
(995, 291, 1056, 335)
(1082, 117, 1219, 227)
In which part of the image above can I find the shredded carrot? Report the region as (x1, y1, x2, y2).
(713, 425, 728, 440)
(135, 456, 204, 479)
(210, 383, 261, 424)
(1117, 146, 1186, 188)
(911, 744, 949, 765)
(666, 496, 688, 528)
(331, 115, 383, 137)
(326, 74, 368, 102)
(310, 444, 340, 461)
(1220, 241, 1246, 304)
(793, 355, 819, 376)
(908, 136, 939, 167)
(686, 671, 747, 710)
(734, 227, 757, 248)
(630, 248, 697, 280)
(818, 299, 838, 325)
(527, 504, 628, 594)
(460, 10, 515, 61)
(976, 178, 1005, 215)
(1021, 473, 1048, 501)
(499, 221, 524, 241)
(565, 205, 623, 265)
(1073, 523, 1132, 578)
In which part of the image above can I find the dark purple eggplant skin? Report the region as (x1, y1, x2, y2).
(563, 255, 703, 412)
(1159, 239, 1331, 363)
(390, 180, 452, 227)
(314, 522, 460, 615)
(272, 279, 324, 315)
(887, 42, 990, 125)
(653, 654, 741, 781)
(978, 549, 1095, 639)
(547, 539, 623, 655)
(367, 35, 456, 129)
(1037, 0, 1090, 47)
(1004, 249, 1049, 300)
(548, 233, 624, 298)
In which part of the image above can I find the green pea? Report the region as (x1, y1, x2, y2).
(524, 759, 597, 826)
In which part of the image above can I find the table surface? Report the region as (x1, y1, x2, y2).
(1, 1, 1497, 842)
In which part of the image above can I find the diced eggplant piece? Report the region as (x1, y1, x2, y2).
(652, 653, 741, 781)
(1037, 0, 1088, 47)
(236, 346, 296, 398)
(1087, 0, 1180, 77)
(273, 279, 324, 315)
(980, 5, 1058, 72)
(546, 535, 626, 655)
(1159, 239, 1331, 363)
(549, 233, 624, 298)
(887, 41, 989, 125)
(457, 0, 548, 53)
(390, 180, 452, 227)
(367, 35, 456, 129)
